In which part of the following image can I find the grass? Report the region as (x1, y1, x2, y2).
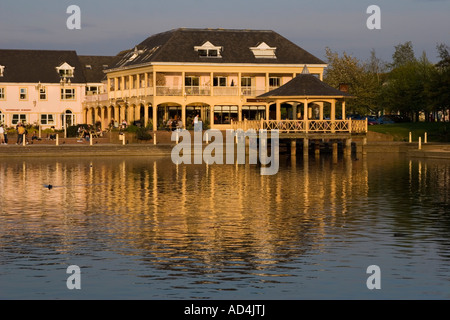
(368, 122, 450, 142)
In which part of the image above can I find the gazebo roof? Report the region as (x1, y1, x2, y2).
(258, 70, 353, 98)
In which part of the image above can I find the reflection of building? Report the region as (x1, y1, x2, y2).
(0, 50, 114, 129)
(84, 28, 327, 131)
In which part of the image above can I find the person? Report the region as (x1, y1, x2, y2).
(31, 131, 41, 141)
(17, 123, 26, 144)
(193, 114, 199, 132)
(0, 125, 4, 144)
(48, 126, 56, 140)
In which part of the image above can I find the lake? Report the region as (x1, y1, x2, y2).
(0, 152, 449, 299)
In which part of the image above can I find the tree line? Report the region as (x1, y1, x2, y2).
(324, 42, 450, 122)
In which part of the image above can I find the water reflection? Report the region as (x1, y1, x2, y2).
(0, 153, 449, 299)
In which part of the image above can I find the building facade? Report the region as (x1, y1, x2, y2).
(0, 49, 114, 130)
(83, 28, 328, 131)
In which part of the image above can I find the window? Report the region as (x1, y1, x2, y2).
(185, 76, 200, 95)
(213, 76, 227, 87)
(185, 76, 200, 87)
(0, 87, 5, 100)
(241, 77, 254, 95)
(40, 114, 55, 125)
(39, 87, 47, 100)
(269, 77, 281, 88)
(249, 42, 277, 59)
(194, 41, 222, 58)
(56, 62, 75, 78)
(214, 105, 238, 124)
(12, 114, 27, 125)
(61, 88, 76, 100)
(0, 110, 4, 124)
(59, 69, 73, 77)
(86, 86, 99, 95)
(20, 88, 27, 100)
(242, 106, 266, 120)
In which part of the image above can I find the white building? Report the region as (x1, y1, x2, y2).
(0, 49, 114, 129)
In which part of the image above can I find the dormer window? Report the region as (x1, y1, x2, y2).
(127, 46, 144, 62)
(250, 42, 277, 59)
(0, 65, 5, 77)
(56, 62, 75, 78)
(194, 41, 222, 58)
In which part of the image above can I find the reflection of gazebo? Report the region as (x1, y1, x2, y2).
(258, 66, 353, 121)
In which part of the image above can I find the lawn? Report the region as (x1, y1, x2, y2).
(368, 122, 450, 142)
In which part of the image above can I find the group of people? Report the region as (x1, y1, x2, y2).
(166, 117, 183, 131)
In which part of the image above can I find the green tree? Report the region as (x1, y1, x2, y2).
(390, 41, 416, 69)
(381, 48, 435, 122)
(428, 43, 450, 120)
(323, 47, 384, 115)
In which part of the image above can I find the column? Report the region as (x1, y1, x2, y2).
(181, 105, 186, 129)
(120, 104, 125, 123)
(331, 100, 336, 121)
(107, 106, 112, 127)
(342, 100, 346, 120)
(144, 104, 149, 126)
(114, 105, 119, 126)
(276, 101, 281, 121)
(153, 103, 157, 131)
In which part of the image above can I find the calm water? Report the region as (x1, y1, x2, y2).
(0, 152, 449, 299)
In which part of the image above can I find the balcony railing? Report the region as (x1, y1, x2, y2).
(156, 86, 182, 96)
(105, 85, 278, 99)
(84, 93, 108, 103)
(231, 119, 368, 134)
(212, 86, 239, 96)
(241, 87, 266, 97)
(185, 86, 211, 96)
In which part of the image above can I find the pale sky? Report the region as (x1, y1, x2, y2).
(0, 0, 449, 63)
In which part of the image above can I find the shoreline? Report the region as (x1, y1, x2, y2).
(1, 139, 449, 159)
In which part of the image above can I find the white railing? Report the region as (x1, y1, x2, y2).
(212, 86, 239, 96)
(231, 119, 368, 133)
(84, 93, 108, 103)
(156, 86, 182, 96)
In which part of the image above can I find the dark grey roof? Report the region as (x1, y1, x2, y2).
(78, 55, 117, 82)
(0, 49, 87, 83)
(258, 73, 353, 98)
(109, 28, 326, 70)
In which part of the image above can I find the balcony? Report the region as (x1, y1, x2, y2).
(84, 92, 108, 103)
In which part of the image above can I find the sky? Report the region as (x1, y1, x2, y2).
(0, 0, 449, 64)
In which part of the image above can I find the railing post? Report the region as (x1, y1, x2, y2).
(305, 120, 308, 133)
(349, 118, 352, 133)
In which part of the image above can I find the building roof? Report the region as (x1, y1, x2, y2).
(258, 72, 353, 98)
(78, 55, 117, 83)
(0, 49, 87, 84)
(108, 28, 326, 70)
